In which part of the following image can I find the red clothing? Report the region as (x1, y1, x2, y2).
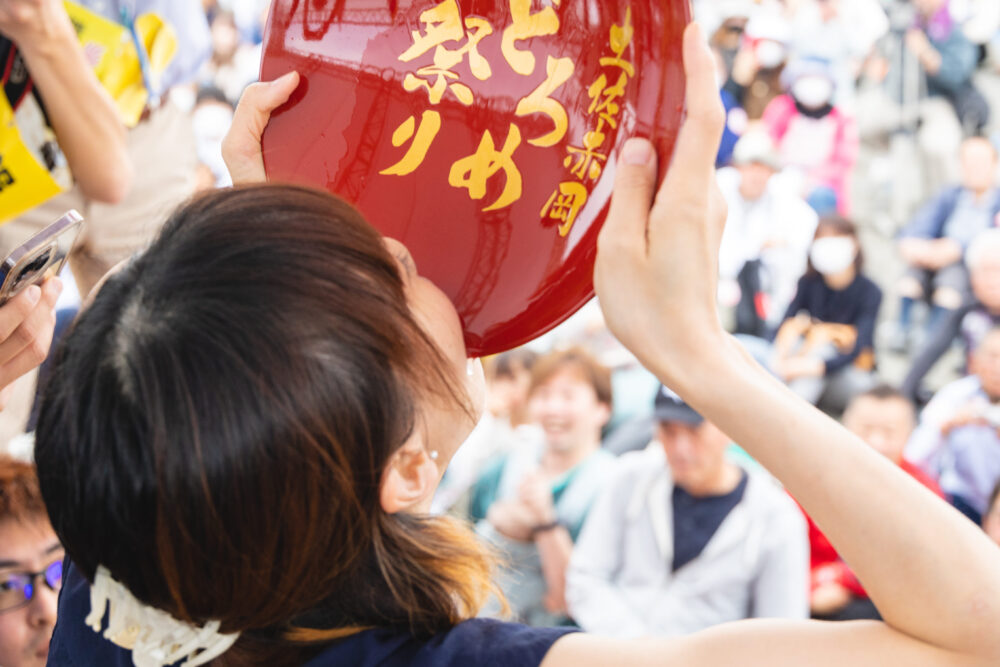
(803, 459, 942, 598)
(899, 459, 943, 497)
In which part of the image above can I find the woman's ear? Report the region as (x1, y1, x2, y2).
(380, 434, 439, 514)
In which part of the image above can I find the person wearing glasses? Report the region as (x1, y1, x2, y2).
(0, 455, 62, 667)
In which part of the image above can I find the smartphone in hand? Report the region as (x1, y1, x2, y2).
(0, 210, 84, 307)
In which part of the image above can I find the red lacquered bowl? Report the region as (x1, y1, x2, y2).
(260, 0, 689, 355)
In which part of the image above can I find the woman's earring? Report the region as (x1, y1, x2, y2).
(467, 358, 478, 377)
(429, 450, 439, 461)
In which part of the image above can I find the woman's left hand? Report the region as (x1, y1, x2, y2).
(222, 71, 301, 185)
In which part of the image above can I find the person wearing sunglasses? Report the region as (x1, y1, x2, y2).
(0, 455, 62, 667)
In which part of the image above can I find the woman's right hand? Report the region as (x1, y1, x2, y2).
(0, 278, 62, 409)
(594, 22, 729, 391)
(0, 0, 69, 47)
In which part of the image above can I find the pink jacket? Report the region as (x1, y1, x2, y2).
(762, 94, 858, 215)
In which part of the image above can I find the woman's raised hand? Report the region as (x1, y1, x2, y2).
(594, 23, 728, 391)
(222, 71, 301, 185)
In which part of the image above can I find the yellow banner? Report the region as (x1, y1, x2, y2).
(0, 93, 63, 224)
(63, 0, 147, 127)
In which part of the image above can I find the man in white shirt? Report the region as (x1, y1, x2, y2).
(717, 131, 819, 334)
(566, 385, 809, 637)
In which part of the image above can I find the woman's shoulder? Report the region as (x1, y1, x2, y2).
(304, 619, 578, 667)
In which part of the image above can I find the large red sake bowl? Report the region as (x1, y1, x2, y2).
(260, 0, 689, 355)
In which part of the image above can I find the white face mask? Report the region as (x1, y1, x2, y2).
(810, 236, 857, 275)
(755, 40, 787, 69)
(792, 75, 834, 109)
(192, 103, 235, 185)
(192, 104, 234, 144)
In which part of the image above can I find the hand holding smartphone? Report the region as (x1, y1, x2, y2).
(0, 210, 83, 306)
(0, 211, 80, 409)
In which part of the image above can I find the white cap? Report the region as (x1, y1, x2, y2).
(732, 130, 782, 171)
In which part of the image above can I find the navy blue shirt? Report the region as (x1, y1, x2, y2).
(672, 471, 748, 572)
(780, 273, 883, 374)
(49, 560, 576, 666)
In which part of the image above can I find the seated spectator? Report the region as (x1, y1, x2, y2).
(566, 385, 808, 637)
(773, 217, 882, 412)
(894, 137, 1000, 349)
(984, 480, 1000, 547)
(717, 131, 819, 336)
(902, 229, 1000, 401)
(192, 86, 236, 191)
(805, 385, 942, 622)
(0, 456, 62, 667)
(958, 0, 1000, 51)
(715, 46, 748, 168)
(761, 57, 858, 215)
(432, 349, 540, 514)
(197, 10, 261, 104)
(906, 326, 1000, 524)
(786, 0, 889, 113)
(908, 0, 990, 135)
(469, 347, 615, 626)
(702, 0, 752, 70)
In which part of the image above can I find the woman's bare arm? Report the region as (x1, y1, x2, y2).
(545, 22, 1000, 667)
(5, 0, 132, 203)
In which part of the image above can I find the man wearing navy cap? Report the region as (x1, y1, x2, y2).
(565, 385, 809, 637)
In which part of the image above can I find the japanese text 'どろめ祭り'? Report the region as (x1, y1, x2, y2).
(381, 0, 634, 236)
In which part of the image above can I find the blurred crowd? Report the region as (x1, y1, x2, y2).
(430, 0, 1000, 637)
(2, 0, 1000, 663)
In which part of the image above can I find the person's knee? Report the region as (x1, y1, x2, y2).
(931, 287, 963, 310)
(897, 276, 925, 299)
(789, 377, 825, 405)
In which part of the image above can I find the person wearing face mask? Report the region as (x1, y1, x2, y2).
(773, 217, 882, 412)
(723, 11, 792, 121)
(716, 131, 819, 336)
(197, 10, 262, 106)
(192, 86, 237, 190)
(786, 0, 889, 113)
(761, 58, 858, 216)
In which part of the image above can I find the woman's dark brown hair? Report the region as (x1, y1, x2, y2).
(33, 185, 496, 664)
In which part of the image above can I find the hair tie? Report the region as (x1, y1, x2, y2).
(86, 566, 240, 667)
